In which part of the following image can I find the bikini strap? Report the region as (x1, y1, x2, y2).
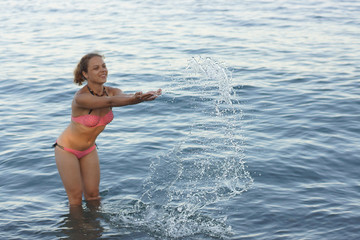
(53, 142, 97, 150)
(52, 142, 64, 150)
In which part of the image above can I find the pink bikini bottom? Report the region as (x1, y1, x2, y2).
(53, 142, 96, 159)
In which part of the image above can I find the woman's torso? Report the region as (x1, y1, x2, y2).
(57, 86, 114, 150)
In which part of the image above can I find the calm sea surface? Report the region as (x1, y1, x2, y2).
(1, 0, 360, 239)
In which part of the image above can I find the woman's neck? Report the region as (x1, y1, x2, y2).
(87, 83, 104, 96)
(87, 83, 105, 96)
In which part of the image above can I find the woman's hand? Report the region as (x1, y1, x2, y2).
(134, 89, 162, 102)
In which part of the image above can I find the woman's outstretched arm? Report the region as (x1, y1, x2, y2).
(74, 87, 161, 109)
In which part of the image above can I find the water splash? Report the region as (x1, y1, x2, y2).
(108, 57, 253, 239)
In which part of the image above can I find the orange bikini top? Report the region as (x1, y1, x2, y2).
(71, 86, 114, 128)
(72, 110, 113, 128)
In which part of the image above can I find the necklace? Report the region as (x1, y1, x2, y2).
(87, 85, 106, 97)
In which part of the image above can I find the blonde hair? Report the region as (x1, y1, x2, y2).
(73, 53, 104, 85)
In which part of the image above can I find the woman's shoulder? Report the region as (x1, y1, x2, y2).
(72, 86, 92, 108)
(105, 86, 123, 96)
(72, 85, 122, 98)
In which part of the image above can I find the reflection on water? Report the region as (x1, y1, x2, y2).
(58, 201, 104, 240)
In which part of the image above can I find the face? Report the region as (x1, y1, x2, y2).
(83, 56, 108, 84)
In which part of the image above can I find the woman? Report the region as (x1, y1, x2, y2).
(54, 53, 161, 206)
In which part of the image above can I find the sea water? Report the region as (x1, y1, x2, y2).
(102, 57, 252, 239)
(1, 0, 360, 239)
